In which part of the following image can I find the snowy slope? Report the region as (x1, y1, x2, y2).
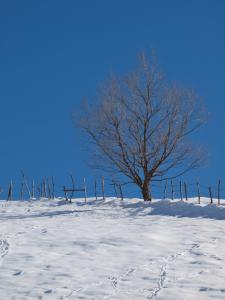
(0, 197, 225, 300)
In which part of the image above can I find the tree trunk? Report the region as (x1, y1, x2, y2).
(141, 181, 152, 201)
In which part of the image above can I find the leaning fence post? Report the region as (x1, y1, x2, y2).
(21, 170, 31, 199)
(197, 181, 201, 204)
(179, 180, 183, 201)
(217, 180, 221, 206)
(32, 178, 35, 199)
(208, 187, 213, 204)
(119, 184, 124, 201)
(84, 178, 87, 203)
(20, 182, 24, 200)
(101, 176, 105, 200)
(7, 181, 13, 201)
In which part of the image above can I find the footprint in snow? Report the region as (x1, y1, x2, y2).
(44, 289, 53, 294)
(13, 270, 23, 276)
(0, 239, 9, 260)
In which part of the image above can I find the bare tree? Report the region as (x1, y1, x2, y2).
(79, 53, 206, 201)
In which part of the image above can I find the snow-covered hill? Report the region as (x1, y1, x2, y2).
(0, 198, 225, 299)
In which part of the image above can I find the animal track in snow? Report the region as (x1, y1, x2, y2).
(0, 239, 9, 265)
(147, 238, 219, 299)
(147, 243, 200, 299)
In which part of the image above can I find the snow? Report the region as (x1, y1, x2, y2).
(0, 197, 225, 299)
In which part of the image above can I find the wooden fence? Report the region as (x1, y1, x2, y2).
(1, 172, 224, 206)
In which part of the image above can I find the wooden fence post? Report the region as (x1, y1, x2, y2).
(20, 182, 24, 200)
(7, 181, 13, 201)
(51, 176, 55, 199)
(163, 180, 167, 199)
(184, 182, 188, 201)
(197, 181, 201, 204)
(32, 178, 35, 199)
(101, 176, 105, 200)
(84, 178, 87, 203)
(43, 179, 47, 198)
(37, 184, 41, 199)
(40, 182, 43, 198)
(47, 179, 51, 199)
(21, 170, 31, 199)
(70, 174, 75, 189)
(171, 180, 174, 200)
(63, 186, 69, 201)
(179, 180, 183, 201)
(94, 179, 98, 201)
(217, 180, 221, 206)
(119, 184, 124, 201)
(208, 187, 213, 204)
(112, 180, 118, 199)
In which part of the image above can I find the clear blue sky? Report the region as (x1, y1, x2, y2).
(0, 0, 224, 198)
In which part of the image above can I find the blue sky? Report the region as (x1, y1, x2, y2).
(0, 0, 224, 198)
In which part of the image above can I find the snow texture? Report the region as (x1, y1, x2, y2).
(0, 197, 225, 299)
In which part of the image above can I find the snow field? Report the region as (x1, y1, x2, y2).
(0, 197, 225, 299)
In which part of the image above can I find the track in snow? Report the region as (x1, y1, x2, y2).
(0, 239, 9, 265)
